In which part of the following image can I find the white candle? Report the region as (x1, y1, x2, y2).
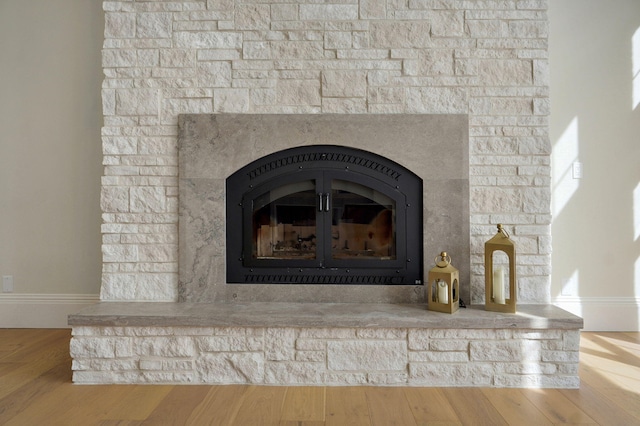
(437, 280, 449, 304)
(493, 266, 505, 304)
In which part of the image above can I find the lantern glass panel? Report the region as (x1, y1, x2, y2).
(452, 278, 459, 303)
(430, 279, 450, 304)
(491, 250, 510, 304)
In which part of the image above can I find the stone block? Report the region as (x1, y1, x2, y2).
(276, 79, 321, 106)
(137, 12, 172, 38)
(271, 4, 298, 21)
(116, 89, 160, 116)
(197, 336, 263, 352)
(419, 49, 454, 75)
(213, 88, 250, 113)
(70, 337, 132, 359)
(322, 98, 367, 113)
(321, 70, 367, 98)
(409, 363, 468, 386)
(360, 0, 387, 19)
(197, 61, 232, 88)
(102, 244, 139, 263)
(130, 187, 167, 213)
(478, 60, 533, 86)
(174, 32, 242, 49)
(327, 341, 407, 371)
(324, 372, 368, 385)
(368, 372, 408, 385)
(431, 11, 465, 37)
(406, 87, 468, 113)
(101, 187, 130, 213)
(324, 32, 352, 49)
(236, 5, 270, 30)
(265, 328, 296, 361)
(299, 5, 358, 21)
(470, 340, 541, 362)
(135, 336, 195, 357)
(371, 22, 430, 48)
(105, 13, 136, 38)
(264, 361, 325, 384)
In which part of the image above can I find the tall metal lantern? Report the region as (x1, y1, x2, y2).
(484, 224, 516, 313)
(427, 252, 459, 314)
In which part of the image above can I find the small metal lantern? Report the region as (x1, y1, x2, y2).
(484, 224, 516, 313)
(427, 252, 460, 314)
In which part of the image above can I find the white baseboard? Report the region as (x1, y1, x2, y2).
(553, 296, 640, 332)
(0, 293, 100, 328)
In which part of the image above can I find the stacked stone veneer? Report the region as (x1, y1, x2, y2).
(100, 0, 551, 304)
(71, 325, 579, 387)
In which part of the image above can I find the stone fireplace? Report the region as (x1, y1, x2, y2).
(68, 0, 583, 387)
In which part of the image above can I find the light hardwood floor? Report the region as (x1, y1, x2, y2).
(0, 330, 638, 425)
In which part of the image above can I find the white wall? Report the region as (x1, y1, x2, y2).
(0, 0, 103, 326)
(549, 0, 640, 331)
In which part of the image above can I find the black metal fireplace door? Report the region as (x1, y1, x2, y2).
(226, 145, 423, 285)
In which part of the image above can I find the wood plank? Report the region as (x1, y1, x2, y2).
(481, 389, 552, 426)
(0, 360, 71, 424)
(365, 387, 417, 426)
(0, 331, 71, 400)
(403, 387, 461, 425)
(326, 386, 371, 426)
(281, 386, 325, 423)
(560, 382, 640, 425)
(231, 385, 287, 426)
(185, 385, 248, 425)
(140, 385, 212, 425)
(0, 329, 68, 362)
(440, 388, 508, 426)
(520, 388, 597, 424)
(101, 385, 174, 422)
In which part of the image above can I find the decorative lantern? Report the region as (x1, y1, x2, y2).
(484, 224, 516, 313)
(427, 252, 460, 314)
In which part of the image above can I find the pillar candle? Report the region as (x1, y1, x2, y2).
(493, 266, 505, 304)
(437, 280, 449, 304)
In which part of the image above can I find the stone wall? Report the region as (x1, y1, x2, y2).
(70, 325, 578, 387)
(100, 0, 551, 304)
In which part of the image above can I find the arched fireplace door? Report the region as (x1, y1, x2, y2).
(226, 145, 423, 285)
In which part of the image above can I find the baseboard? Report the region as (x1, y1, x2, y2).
(0, 293, 100, 328)
(553, 296, 640, 332)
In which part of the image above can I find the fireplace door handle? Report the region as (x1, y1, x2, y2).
(317, 193, 330, 212)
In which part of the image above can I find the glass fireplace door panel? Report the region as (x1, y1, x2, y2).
(330, 179, 396, 261)
(251, 180, 318, 260)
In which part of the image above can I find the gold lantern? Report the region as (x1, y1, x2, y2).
(484, 224, 516, 313)
(427, 252, 460, 314)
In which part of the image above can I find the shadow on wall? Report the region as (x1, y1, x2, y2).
(550, 0, 640, 331)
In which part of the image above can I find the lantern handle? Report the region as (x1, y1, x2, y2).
(435, 251, 451, 267)
(497, 224, 510, 238)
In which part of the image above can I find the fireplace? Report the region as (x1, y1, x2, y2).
(226, 145, 423, 285)
(178, 114, 470, 304)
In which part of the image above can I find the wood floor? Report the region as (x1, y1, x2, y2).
(0, 330, 638, 425)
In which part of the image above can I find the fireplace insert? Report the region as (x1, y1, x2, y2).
(226, 145, 423, 284)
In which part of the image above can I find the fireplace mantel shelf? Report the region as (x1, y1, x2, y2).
(69, 302, 582, 330)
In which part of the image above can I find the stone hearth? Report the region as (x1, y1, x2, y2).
(70, 303, 582, 387)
